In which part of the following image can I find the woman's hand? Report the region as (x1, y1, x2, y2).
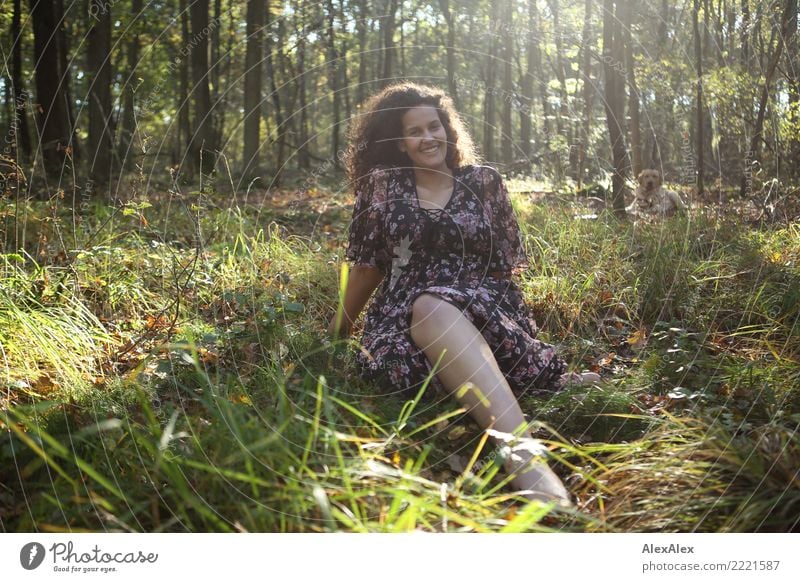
(327, 265, 385, 341)
(327, 313, 352, 340)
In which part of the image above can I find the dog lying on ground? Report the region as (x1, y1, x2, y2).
(627, 169, 686, 217)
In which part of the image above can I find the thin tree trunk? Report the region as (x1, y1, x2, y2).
(380, 0, 399, 86)
(787, 0, 799, 174)
(727, 0, 737, 64)
(88, 0, 113, 188)
(501, 0, 513, 166)
(189, 0, 216, 178)
(693, 0, 704, 195)
(266, 3, 287, 183)
(211, 0, 221, 131)
(355, 0, 369, 106)
(531, 1, 551, 155)
(178, 0, 191, 169)
(338, 0, 352, 136)
(703, 0, 711, 64)
(549, 0, 569, 141)
(58, 1, 77, 163)
(623, 0, 643, 178)
(398, 1, 404, 75)
(296, 0, 310, 169)
(519, 0, 536, 160)
(438, 0, 459, 108)
(243, 0, 265, 177)
(29, 0, 74, 175)
(715, 0, 725, 66)
(602, 0, 628, 216)
(577, 0, 593, 188)
(119, 0, 142, 172)
(741, 0, 750, 68)
(325, 0, 342, 162)
(740, 0, 794, 196)
(483, 0, 499, 162)
(11, 0, 32, 161)
(652, 0, 669, 166)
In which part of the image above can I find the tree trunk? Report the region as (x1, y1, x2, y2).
(741, 0, 750, 68)
(693, 0, 704, 195)
(548, 0, 569, 142)
(727, 0, 737, 64)
(531, 1, 551, 155)
(740, 0, 794, 196)
(325, 0, 342, 163)
(501, 0, 513, 166)
(483, 0, 499, 162)
(59, 2, 77, 163)
(211, 0, 222, 141)
(296, 0, 310, 169)
(622, 0, 643, 179)
(702, 0, 711, 64)
(243, 0, 265, 178)
(715, 0, 725, 66)
(177, 0, 191, 170)
(602, 0, 628, 216)
(88, 0, 114, 188)
(338, 0, 352, 134)
(380, 0, 399, 86)
(398, 1, 405, 75)
(355, 0, 369, 106)
(651, 0, 670, 166)
(519, 0, 536, 160)
(10, 0, 32, 161)
(437, 0, 459, 108)
(29, 0, 74, 175)
(577, 0, 593, 188)
(189, 0, 217, 179)
(266, 4, 287, 183)
(787, 0, 799, 175)
(119, 0, 142, 172)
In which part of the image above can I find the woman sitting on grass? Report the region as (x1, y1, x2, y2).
(327, 82, 598, 504)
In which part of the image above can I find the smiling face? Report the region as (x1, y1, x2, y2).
(397, 105, 449, 171)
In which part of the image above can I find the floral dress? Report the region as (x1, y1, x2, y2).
(344, 164, 566, 400)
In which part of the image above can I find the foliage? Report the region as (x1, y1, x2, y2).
(1, 183, 797, 532)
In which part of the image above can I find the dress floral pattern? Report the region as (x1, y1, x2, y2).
(345, 164, 567, 400)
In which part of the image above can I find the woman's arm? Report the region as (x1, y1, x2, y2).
(327, 265, 385, 339)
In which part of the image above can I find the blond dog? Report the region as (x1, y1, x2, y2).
(627, 169, 686, 216)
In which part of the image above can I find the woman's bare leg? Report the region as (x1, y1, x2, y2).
(409, 293, 569, 503)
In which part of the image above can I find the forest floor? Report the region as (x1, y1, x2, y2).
(1, 174, 798, 532)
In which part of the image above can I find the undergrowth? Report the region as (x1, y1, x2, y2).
(1, 182, 797, 532)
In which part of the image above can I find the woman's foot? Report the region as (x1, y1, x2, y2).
(500, 435, 573, 507)
(558, 371, 601, 388)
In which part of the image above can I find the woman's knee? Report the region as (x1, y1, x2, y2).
(409, 293, 448, 332)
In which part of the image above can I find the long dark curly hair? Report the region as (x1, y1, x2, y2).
(343, 82, 480, 190)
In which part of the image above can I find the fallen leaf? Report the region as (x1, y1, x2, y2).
(597, 352, 616, 367)
(627, 328, 648, 350)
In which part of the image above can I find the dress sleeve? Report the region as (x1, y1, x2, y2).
(482, 166, 530, 277)
(345, 167, 392, 273)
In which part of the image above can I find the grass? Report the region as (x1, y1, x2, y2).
(0, 177, 798, 532)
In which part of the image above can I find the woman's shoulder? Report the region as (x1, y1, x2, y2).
(459, 163, 500, 177)
(459, 164, 503, 189)
(364, 165, 406, 183)
(368, 164, 406, 174)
